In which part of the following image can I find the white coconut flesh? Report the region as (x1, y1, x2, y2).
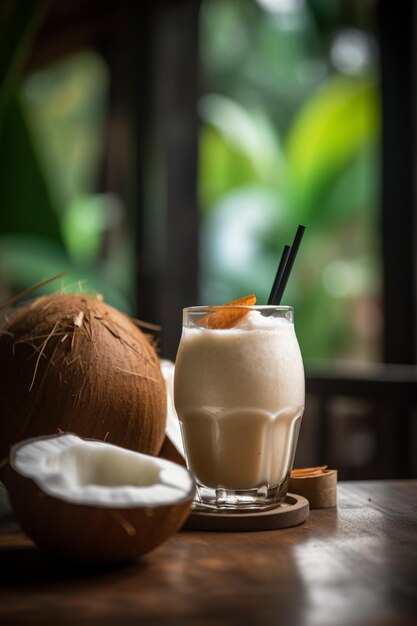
(160, 359, 185, 457)
(12, 434, 194, 508)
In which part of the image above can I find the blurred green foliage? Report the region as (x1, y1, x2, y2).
(0, 0, 381, 360)
(199, 0, 381, 363)
(0, 95, 62, 242)
(0, 2, 132, 312)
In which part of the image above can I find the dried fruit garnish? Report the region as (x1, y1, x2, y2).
(197, 294, 257, 329)
(291, 466, 329, 478)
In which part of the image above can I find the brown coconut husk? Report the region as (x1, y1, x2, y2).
(0, 293, 167, 464)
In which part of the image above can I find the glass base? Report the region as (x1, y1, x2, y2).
(193, 477, 290, 512)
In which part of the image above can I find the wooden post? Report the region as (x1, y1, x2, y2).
(378, 0, 417, 365)
(133, 0, 200, 360)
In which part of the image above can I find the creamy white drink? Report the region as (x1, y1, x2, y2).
(174, 306, 305, 508)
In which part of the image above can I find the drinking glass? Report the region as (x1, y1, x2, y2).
(174, 305, 305, 510)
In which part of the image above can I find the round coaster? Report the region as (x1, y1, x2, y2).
(183, 493, 309, 532)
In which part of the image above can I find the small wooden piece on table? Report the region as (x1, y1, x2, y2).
(289, 466, 337, 509)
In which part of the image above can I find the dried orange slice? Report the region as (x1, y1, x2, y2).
(291, 466, 328, 478)
(197, 294, 257, 329)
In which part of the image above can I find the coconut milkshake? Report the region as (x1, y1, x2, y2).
(174, 306, 305, 509)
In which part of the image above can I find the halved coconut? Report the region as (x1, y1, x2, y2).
(4, 433, 195, 563)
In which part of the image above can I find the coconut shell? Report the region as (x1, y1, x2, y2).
(159, 435, 186, 466)
(0, 294, 167, 463)
(4, 436, 194, 563)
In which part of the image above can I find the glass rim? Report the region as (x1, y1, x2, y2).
(183, 305, 294, 313)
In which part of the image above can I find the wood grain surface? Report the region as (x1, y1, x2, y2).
(1, 481, 416, 626)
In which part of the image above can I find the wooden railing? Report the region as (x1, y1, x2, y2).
(297, 364, 417, 480)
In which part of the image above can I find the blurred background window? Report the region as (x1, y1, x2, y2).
(198, 0, 381, 365)
(0, 5, 135, 314)
(0, 0, 415, 480)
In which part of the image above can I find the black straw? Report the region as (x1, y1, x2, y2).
(270, 225, 306, 305)
(267, 245, 291, 305)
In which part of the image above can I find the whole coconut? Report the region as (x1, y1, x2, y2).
(0, 294, 166, 463)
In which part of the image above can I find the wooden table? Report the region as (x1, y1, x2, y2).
(1, 481, 416, 625)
